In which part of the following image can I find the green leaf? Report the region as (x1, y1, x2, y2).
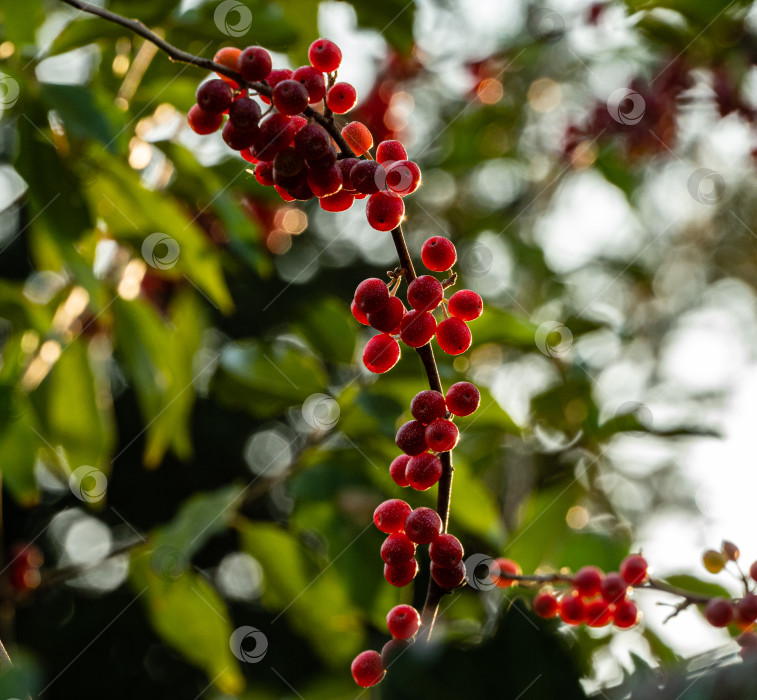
(0, 397, 40, 505)
(353, 0, 417, 53)
(294, 297, 356, 364)
(1, 0, 43, 45)
(664, 574, 733, 600)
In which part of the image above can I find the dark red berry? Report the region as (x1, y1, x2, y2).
(306, 164, 342, 197)
(354, 278, 389, 314)
(387, 604, 421, 639)
(600, 572, 628, 604)
(238, 46, 272, 82)
(751, 561, 757, 582)
(337, 157, 360, 190)
(381, 638, 410, 667)
(293, 65, 327, 104)
(429, 533, 463, 568)
(326, 82, 358, 114)
(363, 334, 400, 374)
(705, 598, 734, 628)
(585, 599, 612, 627)
(196, 79, 233, 113)
(351, 299, 369, 325)
(613, 599, 639, 628)
(491, 558, 521, 588)
(385, 160, 421, 196)
(306, 145, 337, 171)
(294, 123, 331, 160)
(406, 452, 442, 490)
(448, 290, 483, 321)
(241, 147, 258, 164)
(534, 591, 559, 619)
(431, 561, 466, 589)
(259, 68, 292, 104)
(389, 454, 411, 487)
(274, 184, 295, 201)
(395, 420, 428, 456)
(187, 105, 223, 135)
(620, 554, 648, 585)
(308, 38, 342, 73)
(445, 382, 480, 416)
(319, 190, 354, 212)
(424, 418, 459, 452)
(573, 566, 603, 597)
(273, 147, 305, 177)
(367, 296, 405, 333)
(737, 594, 757, 624)
(376, 140, 407, 164)
(351, 650, 384, 687)
(373, 499, 412, 534)
(254, 161, 274, 187)
(341, 121, 373, 156)
(559, 594, 585, 625)
(381, 533, 415, 566)
(404, 507, 442, 544)
(399, 310, 437, 348)
(384, 558, 418, 587)
(255, 113, 296, 160)
(350, 160, 383, 195)
(421, 237, 457, 272)
(222, 121, 258, 151)
(407, 275, 443, 312)
(228, 96, 261, 129)
(410, 390, 446, 424)
(436, 317, 472, 355)
(273, 79, 309, 115)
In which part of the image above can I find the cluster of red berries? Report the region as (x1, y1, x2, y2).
(530, 555, 648, 629)
(186, 40, 422, 230)
(353, 238, 483, 373)
(9, 542, 43, 593)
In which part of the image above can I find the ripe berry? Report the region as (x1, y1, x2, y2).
(534, 591, 559, 619)
(381, 533, 416, 566)
(367, 296, 405, 333)
(406, 452, 442, 491)
(273, 79, 309, 115)
(255, 113, 296, 160)
(254, 161, 274, 187)
(703, 549, 726, 574)
(373, 499, 412, 534)
(351, 299, 369, 325)
(213, 47, 242, 86)
(410, 390, 446, 424)
(350, 160, 383, 195)
(407, 275, 443, 312)
(404, 507, 442, 544)
(559, 594, 585, 625)
(737, 594, 757, 624)
(376, 139, 407, 164)
(273, 147, 305, 177)
(705, 597, 734, 628)
(363, 334, 400, 374)
(385, 160, 421, 196)
(389, 454, 411, 487)
(354, 278, 389, 314)
(306, 145, 337, 171)
(222, 121, 258, 151)
(274, 185, 295, 202)
(585, 599, 612, 627)
(238, 46, 272, 82)
(399, 310, 437, 348)
(431, 561, 466, 589)
(306, 164, 342, 197)
(436, 317, 472, 355)
(445, 382, 480, 417)
(381, 638, 410, 667)
(384, 558, 418, 587)
(229, 96, 262, 129)
(326, 82, 358, 113)
(337, 157, 359, 190)
(620, 554, 648, 584)
(387, 604, 421, 640)
(613, 599, 639, 628)
(600, 572, 628, 604)
(241, 147, 258, 164)
(395, 420, 428, 456)
(491, 558, 521, 588)
(319, 190, 354, 212)
(351, 650, 384, 687)
(308, 38, 342, 73)
(294, 123, 331, 160)
(292, 65, 327, 104)
(342, 121, 373, 156)
(187, 105, 223, 135)
(448, 290, 483, 321)
(421, 236, 457, 271)
(429, 533, 463, 568)
(259, 68, 293, 104)
(751, 561, 757, 582)
(573, 566, 603, 597)
(425, 418, 459, 452)
(196, 79, 233, 113)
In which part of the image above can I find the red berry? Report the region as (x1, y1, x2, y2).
(387, 604, 421, 640)
(410, 390, 446, 424)
(351, 299, 369, 325)
(354, 278, 389, 313)
(229, 96, 262, 129)
(424, 418, 459, 452)
(255, 113, 296, 160)
(273, 147, 305, 178)
(399, 310, 437, 348)
(751, 561, 757, 582)
(349, 161, 382, 195)
(421, 237, 457, 272)
(308, 38, 342, 73)
(705, 597, 734, 628)
(385, 160, 421, 197)
(238, 46, 272, 82)
(389, 454, 411, 487)
(254, 161, 274, 187)
(241, 147, 258, 164)
(585, 599, 612, 627)
(272, 79, 309, 115)
(326, 82, 357, 113)
(294, 123, 331, 160)
(337, 157, 359, 190)
(395, 420, 428, 456)
(319, 190, 354, 212)
(559, 594, 585, 625)
(448, 290, 483, 321)
(491, 558, 521, 588)
(613, 599, 640, 628)
(620, 554, 648, 585)
(341, 121, 373, 156)
(213, 47, 242, 87)
(384, 558, 418, 587)
(187, 105, 223, 135)
(376, 140, 407, 164)
(407, 275, 443, 312)
(429, 533, 463, 568)
(381, 533, 416, 566)
(404, 507, 442, 544)
(406, 452, 442, 490)
(292, 65, 327, 104)
(196, 79, 233, 113)
(222, 121, 258, 151)
(445, 382, 480, 417)
(573, 566, 603, 597)
(381, 638, 410, 667)
(601, 572, 628, 604)
(274, 185, 295, 202)
(363, 334, 400, 374)
(306, 164, 342, 197)
(436, 317, 472, 355)
(351, 650, 384, 687)
(431, 561, 466, 589)
(259, 68, 292, 104)
(534, 591, 559, 619)
(306, 145, 337, 171)
(737, 594, 757, 624)
(373, 499, 412, 534)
